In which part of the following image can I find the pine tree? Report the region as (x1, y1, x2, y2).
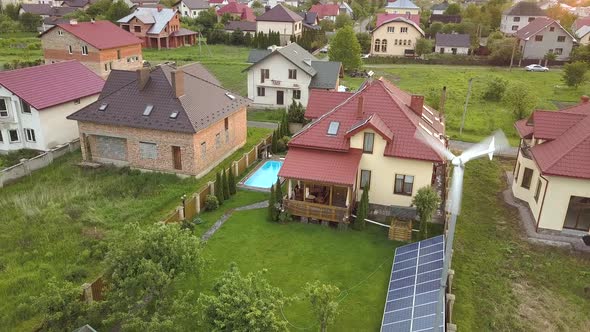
(228, 166, 237, 195)
(268, 185, 276, 221)
(215, 172, 224, 205)
(222, 169, 230, 200)
(282, 112, 290, 136)
(275, 178, 283, 204)
(354, 188, 369, 230)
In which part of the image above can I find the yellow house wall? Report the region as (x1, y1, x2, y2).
(350, 129, 434, 206)
(370, 22, 423, 57)
(512, 150, 545, 223)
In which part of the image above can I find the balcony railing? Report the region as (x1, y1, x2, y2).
(520, 142, 533, 159)
(283, 198, 351, 223)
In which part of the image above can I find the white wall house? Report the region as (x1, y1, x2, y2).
(255, 4, 303, 45)
(176, 0, 209, 19)
(0, 61, 103, 152)
(500, 1, 546, 34)
(435, 33, 470, 55)
(515, 17, 576, 61)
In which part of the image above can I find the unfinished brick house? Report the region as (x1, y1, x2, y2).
(67, 63, 249, 177)
(118, 6, 198, 49)
(40, 20, 144, 78)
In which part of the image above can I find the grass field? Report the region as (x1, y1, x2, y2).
(0, 127, 270, 331)
(0, 37, 42, 69)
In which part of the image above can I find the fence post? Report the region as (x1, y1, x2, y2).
(195, 193, 201, 214)
(81, 283, 93, 304)
(178, 206, 185, 221)
(232, 161, 238, 177)
(244, 152, 249, 168)
(254, 144, 258, 162)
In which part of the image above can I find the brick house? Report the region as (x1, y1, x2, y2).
(40, 20, 144, 78)
(67, 63, 249, 177)
(118, 6, 198, 50)
(216, 2, 255, 22)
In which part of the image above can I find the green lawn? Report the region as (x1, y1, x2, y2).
(0, 149, 40, 169)
(0, 37, 42, 69)
(453, 159, 590, 331)
(247, 108, 285, 122)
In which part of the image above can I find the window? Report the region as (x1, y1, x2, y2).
(138, 142, 157, 159)
(381, 39, 387, 52)
(549, 27, 555, 32)
(394, 39, 398, 45)
(555, 48, 563, 55)
(360, 170, 371, 189)
(117, 50, 121, 59)
(387, 26, 395, 33)
(521, 168, 533, 189)
(1, 99, 9, 117)
(394, 174, 414, 195)
(403, 39, 407, 46)
(374, 39, 380, 52)
(24, 129, 35, 142)
(104, 63, 109, 72)
(257, 87, 265, 96)
(143, 104, 154, 116)
(82, 45, 88, 55)
(21, 100, 31, 113)
(452, 47, 457, 54)
(224, 117, 229, 130)
(293, 89, 301, 99)
(557, 36, 566, 42)
(260, 69, 269, 83)
(74, 98, 80, 105)
(0, 131, 3, 142)
(200, 141, 206, 158)
(327, 121, 339, 135)
(513, 16, 520, 22)
(68, 45, 73, 54)
(134, 26, 141, 32)
(512, 25, 518, 31)
(534, 179, 542, 202)
(9, 129, 19, 142)
(401, 27, 408, 33)
(514, 162, 520, 181)
(363, 132, 374, 153)
(534, 35, 543, 42)
(122, 24, 130, 31)
(216, 132, 221, 148)
(408, 39, 412, 46)
(58, 30, 63, 36)
(288, 69, 297, 79)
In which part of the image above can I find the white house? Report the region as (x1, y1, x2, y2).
(256, 4, 303, 45)
(500, 1, 546, 35)
(245, 43, 342, 108)
(435, 33, 470, 54)
(175, 0, 209, 18)
(515, 17, 576, 61)
(0, 61, 104, 152)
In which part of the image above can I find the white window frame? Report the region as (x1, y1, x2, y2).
(8, 129, 19, 143)
(24, 128, 36, 142)
(82, 45, 89, 55)
(0, 99, 9, 117)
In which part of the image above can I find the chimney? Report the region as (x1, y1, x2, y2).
(137, 68, 150, 91)
(581, 95, 589, 103)
(410, 95, 424, 116)
(69, 19, 77, 25)
(157, 4, 163, 12)
(357, 95, 364, 119)
(171, 70, 184, 98)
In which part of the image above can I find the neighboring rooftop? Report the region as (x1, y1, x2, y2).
(177, 0, 209, 9)
(62, 0, 94, 8)
(429, 14, 462, 24)
(431, 0, 449, 11)
(118, 7, 178, 34)
(20, 4, 51, 15)
(503, 1, 546, 16)
(385, 0, 420, 10)
(225, 20, 257, 32)
(256, 4, 302, 22)
(515, 17, 573, 41)
(435, 33, 471, 48)
(376, 13, 420, 26)
(309, 3, 339, 19)
(42, 20, 142, 50)
(305, 90, 353, 119)
(309, 61, 343, 89)
(298, 11, 318, 26)
(217, 2, 255, 21)
(68, 63, 249, 134)
(247, 49, 272, 63)
(573, 16, 590, 31)
(0, 61, 104, 110)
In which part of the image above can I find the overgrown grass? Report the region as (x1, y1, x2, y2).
(0, 37, 42, 68)
(453, 159, 590, 331)
(0, 127, 270, 331)
(247, 108, 285, 122)
(0, 149, 41, 169)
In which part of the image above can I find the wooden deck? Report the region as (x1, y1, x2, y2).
(283, 198, 352, 223)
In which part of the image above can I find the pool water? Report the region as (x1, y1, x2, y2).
(244, 160, 283, 189)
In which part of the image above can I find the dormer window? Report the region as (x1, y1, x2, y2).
(143, 104, 154, 116)
(327, 121, 339, 135)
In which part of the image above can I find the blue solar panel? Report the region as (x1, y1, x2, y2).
(380, 235, 445, 332)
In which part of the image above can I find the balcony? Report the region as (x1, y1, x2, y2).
(282, 181, 355, 223)
(520, 141, 533, 159)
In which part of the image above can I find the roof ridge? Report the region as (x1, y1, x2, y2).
(181, 65, 246, 100)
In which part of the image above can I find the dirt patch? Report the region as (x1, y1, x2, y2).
(512, 281, 590, 332)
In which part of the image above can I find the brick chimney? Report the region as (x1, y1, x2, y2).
(357, 95, 364, 119)
(171, 70, 184, 98)
(137, 68, 150, 90)
(410, 95, 424, 116)
(581, 95, 589, 103)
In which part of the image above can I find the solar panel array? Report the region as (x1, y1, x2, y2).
(381, 235, 445, 332)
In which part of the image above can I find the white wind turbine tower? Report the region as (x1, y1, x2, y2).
(416, 129, 509, 331)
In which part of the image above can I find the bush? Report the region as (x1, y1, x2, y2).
(64, 268, 89, 282)
(287, 101, 306, 123)
(482, 77, 507, 101)
(563, 61, 588, 88)
(205, 194, 219, 211)
(276, 136, 290, 152)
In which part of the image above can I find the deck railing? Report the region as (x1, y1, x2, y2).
(283, 198, 351, 223)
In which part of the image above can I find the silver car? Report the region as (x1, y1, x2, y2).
(525, 64, 549, 72)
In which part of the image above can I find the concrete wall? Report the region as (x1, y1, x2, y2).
(370, 21, 423, 57)
(518, 22, 574, 61)
(501, 14, 545, 34)
(350, 128, 435, 207)
(247, 53, 312, 108)
(256, 20, 303, 45)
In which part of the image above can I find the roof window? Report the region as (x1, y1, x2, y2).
(225, 92, 235, 100)
(327, 121, 340, 135)
(98, 103, 108, 111)
(170, 112, 178, 119)
(143, 104, 154, 116)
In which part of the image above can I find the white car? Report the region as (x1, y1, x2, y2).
(525, 64, 549, 72)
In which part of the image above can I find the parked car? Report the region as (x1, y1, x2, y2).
(320, 45, 329, 53)
(525, 64, 549, 72)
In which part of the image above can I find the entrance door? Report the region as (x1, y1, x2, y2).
(276, 91, 284, 105)
(172, 146, 182, 170)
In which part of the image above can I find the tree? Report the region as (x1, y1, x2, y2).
(19, 13, 42, 32)
(444, 3, 462, 15)
(215, 171, 224, 204)
(335, 13, 353, 29)
(412, 186, 441, 240)
(287, 101, 305, 123)
(200, 264, 289, 331)
(86, 0, 111, 18)
(275, 178, 283, 204)
(563, 61, 588, 89)
(356, 32, 371, 54)
(271, 129, 278, 153)
(354, 187, 369, 230)
(32, 280, 90, 331)
(304, 281, 340, 332)
(228, 166, 237, 195)
(482, 77, 507, 101)
(328, 25, 362, 71)
(544, 50, 557, 67)
(415, 38, 433, 57)
(106, 0, 131, 22)
(268, 184, 277, 221)
(222, 169, 230, 200)
(319, 19, 335, 32)
(428, 21, 444, 38)
(503, 84, 537, 119)
(4, 4, 21, 21)
(488, 37, 518, 65)
(231, 28, 245, 45)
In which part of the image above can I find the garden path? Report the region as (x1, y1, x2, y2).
(201, 201, 269, 241)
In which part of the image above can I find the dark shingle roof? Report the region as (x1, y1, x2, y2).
(298, 11, 318, 25)
(20, 4, 51, 15)
(256, 4, 302, 22)
(504, 2, 545, 16)
(435, 33, 471, 48)
(431, 1, 449, 11)
(68, 64, 249, 133)
(429, 14, 461, 24)
(225, 20, 257, 32)
(310, 61, 341, 89)
(247, 49, 272, 63)
(180, 0, 209, 9)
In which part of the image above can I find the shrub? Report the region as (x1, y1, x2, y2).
(276, 136, 290, 152)
(287, 101, 306, 123)
(482, 77, 508, 101)
(278, 211, 292, 223)
(412, 186, 441, 240)
(563, 61, 588, 88)
(64, 268, 89, 283)
(504, 84, 537, 120)
(205, 194, 219, 211)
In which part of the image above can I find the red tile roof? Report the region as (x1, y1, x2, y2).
(345, 113, 393, 141)
(278, 147, 363, 186)
(532, 110, 585, 140)
(376, 13, 420, 27)
(42, 20, 142, 50)
(305, 89, 353, 119)
(217, 2, 255, 21)
(514, 118, 533, 138)
(309, 4, 339, 19)
(573, 16, 590, 31)
(289, 78, 445, 162)
(0, 61, 104, 110)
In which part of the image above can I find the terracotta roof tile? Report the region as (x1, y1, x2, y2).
(305, 90, 353, 119)
(532, 110, 585, 140)
(217, 2, 255, 21)
(309, 4, 339, 19)
(514, 118, 533, 138)
(42, 20, 142, 50)
(376, 13, 420, 26)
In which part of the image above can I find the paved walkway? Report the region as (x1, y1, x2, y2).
(201, 201, 268, 241)
(449, 140, 518, 158)
(248, 120, 278, 129)
(503, 172, 590, 253)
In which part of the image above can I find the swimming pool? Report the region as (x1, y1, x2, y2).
(244, 160, 283, 189)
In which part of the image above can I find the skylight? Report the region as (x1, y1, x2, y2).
(225, 92, 235, 100)
(98, 103, 108, 111)
(170, 112, 178, 119)
(327, 121, 340, 135)
(143, 104, 154, 116)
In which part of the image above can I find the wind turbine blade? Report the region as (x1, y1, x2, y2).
(414, 129, 455, 161)
(447, 166, 464, 215)
(460, 130, 510, 163)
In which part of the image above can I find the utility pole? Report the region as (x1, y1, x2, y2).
(459, 78, 473, 137)
(509, 38, 517, 71)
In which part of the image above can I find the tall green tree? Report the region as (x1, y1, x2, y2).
(328, 25, 362, 71)
(228, 166, 237, 195)
(268, 185, 277, 221)
(415, 38, 433, 56)
(4, 4, 20, 21)
(106, 0, 131, 22)
(444, 3, 462, 15)
(271, 129, 278, 153)
(335, 13, 353, 29)
(19, 13, 42, 32)
(215, 171, 224, 204)
(412, 186, 441, 240)
(354, 187, 369, 230)
(304, 281, 340, 332)
(222, 169, 230, 200)
(199, 264, 289, 331)
(563, 61, 588, 89)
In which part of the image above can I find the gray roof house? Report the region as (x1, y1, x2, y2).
(500, 1, 547, 34)
(245, 43, 343, 108)
(431, 0, 449, 15)
(435, 33, 471, 54)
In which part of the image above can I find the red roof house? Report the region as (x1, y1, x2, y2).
(309, 4, 339, 19)
(278, 77, 446, 224)
(376, 13, 421, 27)
(512, 96, 590, 233)
(217, 2, 255, 22)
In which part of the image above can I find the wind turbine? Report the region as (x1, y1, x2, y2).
(416, 130, 509, 331)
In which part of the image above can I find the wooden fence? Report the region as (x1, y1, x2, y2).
(81, 276, 104, 303)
